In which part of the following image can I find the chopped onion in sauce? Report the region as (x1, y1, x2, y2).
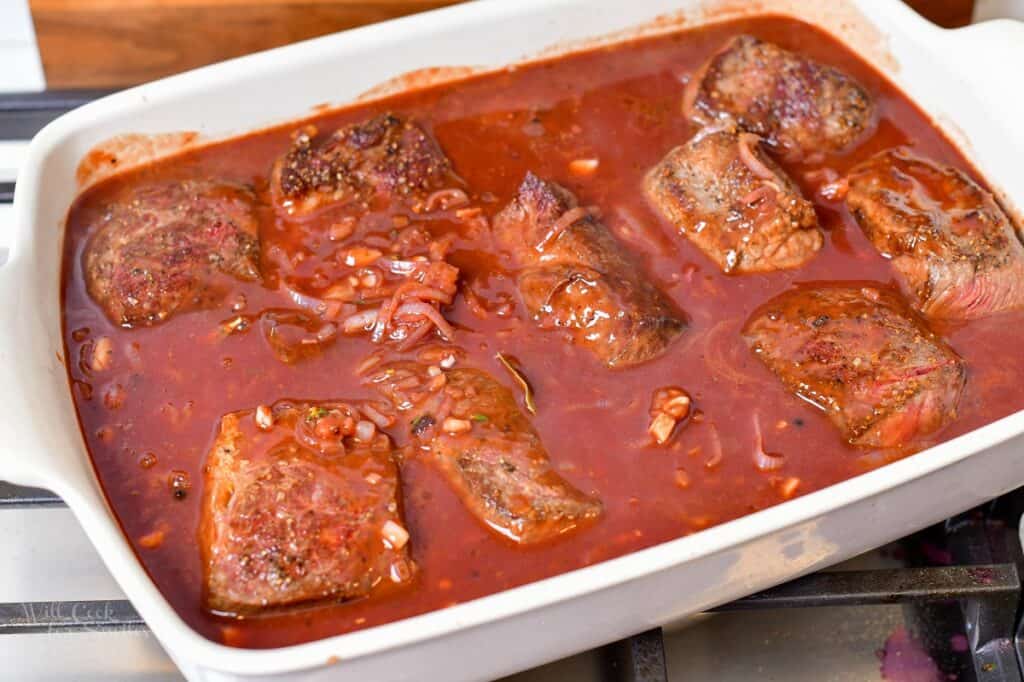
(382, 520, 410, 550)
(343, 309, 379, 334)
(737, 132, 778, 182)
(361, 402, 395, 429)
(752, 413, 785, 471)
(91, 336, 114, 372)
(442, 417, 472, 434)
(219, 315, 251, 336)
(355, 419, 376, 442)
(705, 424, 724, 469)
(138, 527, 167, 549)
(648, 413, 677, 445)
(820, 178, 850, 201)
(341, 246, 383, 268)
(423, 187, 470, 212)
(328, 217, 356, 241)
(535, 205, 595, 252)
(255, 404, 274, 430)
(674, 468, 691, 489)
(569, 158, 599, 176)
(779, 477, 801, 499)
(389, 558, 413, 583)
(647, 386, 692, 445)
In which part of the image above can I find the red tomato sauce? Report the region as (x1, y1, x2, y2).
(60, 15, 1024, 648)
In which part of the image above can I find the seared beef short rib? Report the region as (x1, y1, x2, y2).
(271, 113, 455, 218)
(644, 126, 822, 273)
(845, 148, 1024, 320)
(494, 173, 686, 368)
(686, 34, 875, 160)
(366, 361, 602, 544)
(84, 180, 260, 327)
(200, 401, 412, 614)
(743, 285, 965, 449)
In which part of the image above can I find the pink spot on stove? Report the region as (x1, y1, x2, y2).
(879, 627, 944, 682)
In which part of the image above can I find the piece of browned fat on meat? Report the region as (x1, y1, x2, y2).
(271, 112, 456, 218)
(367, 362, 602, 544)
(83, 180, 260, 328)
(493, 173, 686, 368)
(844, 148, 1024, 320)
(200, 401, 412, 615)
(743, 285, 965, 450)
(685, 34, 875, 160)
(644, 127, 822, 274)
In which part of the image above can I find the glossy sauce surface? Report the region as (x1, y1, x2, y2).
(61, 16, 1024, 648)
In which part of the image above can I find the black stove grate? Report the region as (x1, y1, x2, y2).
(0, 91, 1022, 682)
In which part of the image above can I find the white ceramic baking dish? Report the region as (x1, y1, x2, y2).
(4, 0, 1024, 679)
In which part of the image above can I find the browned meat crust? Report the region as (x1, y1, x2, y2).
(644, 126, 822, 273)
(844, 148, 1024, 320)
(200, 401, 412, 615)
(686, 35, 875, 160)
(83, 180, 260, 328)
(743, 284, 965, 449)
(493, 173, 686, 368)
(365, 362, 602, 544)
(270, 113, 455, 218)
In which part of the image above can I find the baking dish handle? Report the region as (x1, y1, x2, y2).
(0, 197, 51, 489)
(933, 19, 1024, 120)
(0, 200, 29, 482)
(0, 197, 14, 269)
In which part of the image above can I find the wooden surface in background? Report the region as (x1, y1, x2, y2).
(902, 0, 975, 27)
(30, 0, 973, 89)
(29, 0, 464, 88)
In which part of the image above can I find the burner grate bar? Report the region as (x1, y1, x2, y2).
(0, 482, 62, 508)
(712, 564, 1021, 611)
(0, 90, 115, 139)
(602, 628, 668, 682)
(2, 566, 1016, 631)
